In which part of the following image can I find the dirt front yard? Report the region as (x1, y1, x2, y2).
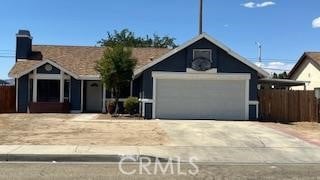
(0, 114, 169, 146)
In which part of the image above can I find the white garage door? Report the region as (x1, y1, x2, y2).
(154, 76, 249, 120)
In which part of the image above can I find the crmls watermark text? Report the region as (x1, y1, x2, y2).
(118, 156, 199, 176)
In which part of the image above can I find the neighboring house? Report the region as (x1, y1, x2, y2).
(9, 30, 269, 120)
(289, 52, 320, 90)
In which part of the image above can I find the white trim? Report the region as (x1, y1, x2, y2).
(139, 99, 154, 118)
(29, 74, 71, 80)
(152, 77, 157, 119)
(130, 81, 133, 96)
(249, 101, 259, 105)
(256, 103, 259, 119)
(10, 59, 79, 79)
(70, 110, 82, 113)
(80, 80, 84, 112)
(15, 78, 18, 112)
(31, 74, 61, 80)
(32, 70, 37, 103)
(244, 79, 250, 120)
(16, 34, 33, 39)
(79, 75, 100, 80)
(152, 71, 251, 81)
(186, 68, 217, 73)
(139, 99, 154, 103)
(134, 33, 269, 78)
(105, 98, 127, 102)
(16, 59, 30, 62)
(102, 84, 106, 113)
(59, 71, 64, 103)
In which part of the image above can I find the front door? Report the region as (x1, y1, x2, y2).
(86, 81, 102, 112)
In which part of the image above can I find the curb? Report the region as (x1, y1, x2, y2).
(0, 154, 174, 162)
(0, 154, 140, 162)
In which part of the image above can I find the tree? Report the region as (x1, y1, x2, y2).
(278, 71, 288, 79)
(272, 71, 288, 79)
(98, 29, 177, 48)
(96, 45, 137, 114)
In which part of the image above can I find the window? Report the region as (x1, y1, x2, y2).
(193, 49, 212, 61)
(64, 80, 70, 101)
(37, 80, 60, 102)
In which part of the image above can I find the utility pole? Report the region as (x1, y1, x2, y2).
(199, 0, 203, 35)
(255, 42, 262, 63)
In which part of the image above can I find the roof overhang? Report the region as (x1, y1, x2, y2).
(133, 33, 269, 78)
(258, 78, 308, 87)
(9, 59, 79, 79)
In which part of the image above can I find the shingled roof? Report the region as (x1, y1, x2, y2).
(9, 45, 171, 78)
(289, 52, 320, 78)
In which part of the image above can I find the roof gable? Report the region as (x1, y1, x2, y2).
(9, 59, 80, 79)
(289, 52, 320, 79)
(134, 33, 269, 77)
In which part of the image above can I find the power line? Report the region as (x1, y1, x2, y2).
(247, 58, 297, 62)
(0, 53, 15, 56)
(263, 67, 291, 71)
(0, 56, 15, 58)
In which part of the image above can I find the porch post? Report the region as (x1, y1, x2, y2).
(130, 80, 133, 96)
(59, 71, 64, 103)
(32, 70, 37, 102)
(15, 78, 19, 112)
(80, 80, 84, 112)
(102, 83, 106, 113)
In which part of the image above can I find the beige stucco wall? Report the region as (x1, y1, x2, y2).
(291, 58, 320, 90)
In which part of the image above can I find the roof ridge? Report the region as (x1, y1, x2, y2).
(305, 51, 320, 54)
(32, 44, 170, 50)
(32, 44, 102, 48)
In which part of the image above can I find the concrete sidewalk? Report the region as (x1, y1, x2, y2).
(1, 145, 320, 163)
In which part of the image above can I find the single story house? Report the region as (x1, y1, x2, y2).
(9, 30, 269, 120)
(289, 52, 320, 90)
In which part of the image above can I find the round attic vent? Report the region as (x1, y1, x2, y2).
(45, 64, 53, 72)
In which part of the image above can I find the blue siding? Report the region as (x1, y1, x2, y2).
(70, 78, 81, 111)
(137, 37, 260, 119)
(37, 63, 60, 74)
(144, 103, 153, 119)
(249, 105, 257, 120)
(18, 75, 29, 112)
(141, 50, 187, 99)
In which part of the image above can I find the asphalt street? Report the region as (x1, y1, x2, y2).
(0, 162, 319, 180)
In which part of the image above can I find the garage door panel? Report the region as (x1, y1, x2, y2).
(156, 79, 246, 120)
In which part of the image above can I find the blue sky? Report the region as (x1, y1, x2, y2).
(0, 0, 319, 79)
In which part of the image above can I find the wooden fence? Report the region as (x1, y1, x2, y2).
(0, 86, 16, 113)
(258, 90, 320, 123)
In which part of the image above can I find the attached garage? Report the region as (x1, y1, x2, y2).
(152, 72, 251, 120)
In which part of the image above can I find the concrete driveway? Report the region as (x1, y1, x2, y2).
(139, 121, 320, 163)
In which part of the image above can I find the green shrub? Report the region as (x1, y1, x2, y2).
(124, 97, 139, 115)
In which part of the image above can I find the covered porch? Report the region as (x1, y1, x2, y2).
(27, 63, 72, 113)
